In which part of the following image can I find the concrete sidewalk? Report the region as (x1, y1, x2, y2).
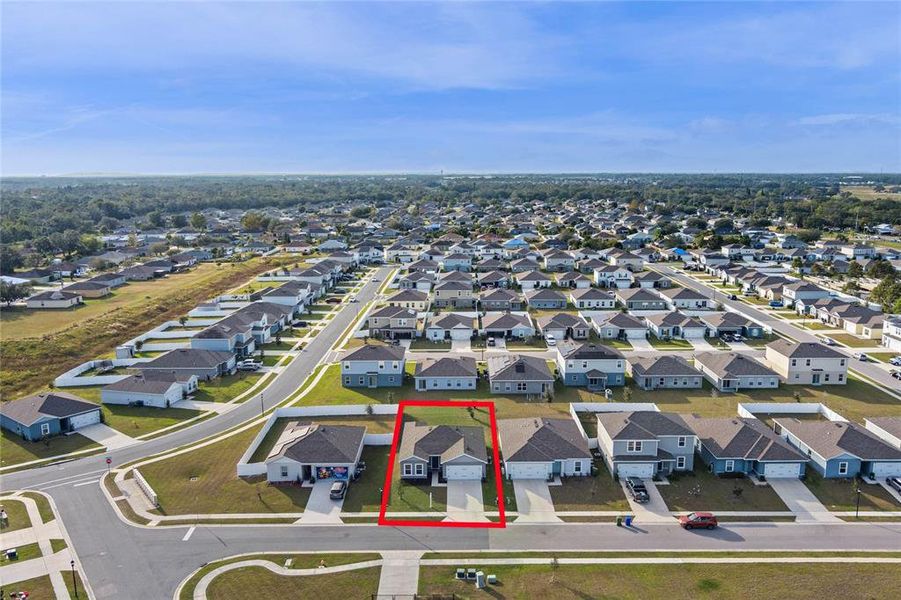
(78, 423, 140, 450)
(376, 551, 422, 599)
(0, 494, 71, 598)
(622, 479, 674, 523)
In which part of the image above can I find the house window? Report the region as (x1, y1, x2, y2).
(516, 382, 527, 392)
(838, 462, 849, 476)
(415, 464, 425, 476)
(280, 466, 288, 477)
(677, 436, 686, 448)
(805, 359, 811, 367)
(790, 359, 797, 367)
(676, 456, 686, 469)
(358, 376, 365, 385)
(388, 376, 395, 384)
(343, 376, 351, 385)
(838, 374, 844, 382)
(403, 464, 413, 476)
(725, 460, 735, 472)
(627, 441, 642, 453)
(432, 380, 438, 387)
(40, 423, 51, 436)
(392, 362, 399, 369)
(573, 461, 583, 474)
(378, 361, 385, 370)
(343, 362, 349, 370)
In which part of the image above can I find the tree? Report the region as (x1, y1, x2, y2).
(146, 210, 166, 228)
(0, 245, 25, 274)
(170, 214, 188, 228)
(622, 386, 633, 403)
(190, 212, 207, 230)
(847, 261, 864, 279)
(0, 281, 32, 306)
(241, 211, 267, 232)
(149, 241, 169, 255)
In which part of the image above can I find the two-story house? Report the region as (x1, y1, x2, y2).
(432, 280, 475, 309)
(764, 340, 848, 385)
(556, 342, 625, 390)
(367, 306, 418, 339)
(596, 411, 696, 478)
(340, 343, 406, 388)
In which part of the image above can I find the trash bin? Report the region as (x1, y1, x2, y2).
(624, 515, 634, 527)
(616, 516, 623, 527)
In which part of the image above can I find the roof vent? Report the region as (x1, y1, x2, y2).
(515, 363, 525, 373)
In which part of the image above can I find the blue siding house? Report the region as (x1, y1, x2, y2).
(685, 416, 808, 479)
(340, 343, 406, 388)
(0, 392, 101, 441)
(555, 342, 625, 390)
(775, 419, 901, 479)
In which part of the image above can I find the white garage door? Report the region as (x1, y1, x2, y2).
(508, 462, 548, 480)
(69, 411, 101, 429)
(871, 462, 901, 478)
(764, 462, 802, 478)
(445, 465, 482, 480)
(450, 329, 471, 340)
(616, 463, 654, 478)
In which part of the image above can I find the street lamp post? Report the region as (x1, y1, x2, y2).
(70, 559, 79, 597)
(855, 485, 862, 519)
(259, 392, 264, 417)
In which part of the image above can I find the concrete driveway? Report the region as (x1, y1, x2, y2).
(621, 479, 674, 523)
(513, 479, 561, 523)
(451, 338, 471, 352)
(445, 480, 487, 523)
(629, 336, 654, 351)
(299, 480, 344, 524)
(688, 338, 717, 351)
(768, 478, 841, 523)
(77, 423, 140, 450)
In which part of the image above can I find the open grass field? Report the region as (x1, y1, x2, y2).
(193, 373, 264, 403)
(1, 429, 101, 468)
(0, 498, 31, 532)
(657, 468, 787, 512)
(0, 255, 299, 399)
(63, 385, 203, 436)
(841, 185, 901, 201)
(140, 422, 310, 515)
(418, 562, 901, 600)
(804, 471, 900, 512)
(206, 565, 381, 600)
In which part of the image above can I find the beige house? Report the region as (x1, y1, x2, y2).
(385, 289, 430, 311)
(764, 340, 848, 386)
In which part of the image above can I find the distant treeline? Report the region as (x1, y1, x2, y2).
(1, 174, 900, 245)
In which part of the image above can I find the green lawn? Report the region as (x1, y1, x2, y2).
(826, 333, 882, 348)
(143, 337, 193, 344)
(260, 354, 283, 367)
(206, 566, 380, 600)
(140, 423, 310, 515)
(624, 377, 899, 424)
(409, 338, 452, 351)
(50, 538, 68, 553)
(506, 336, 549, 350)
(65, 386, 202, 436)
(0, 498, 31, 532)
(0, 429, 101, 468)
(604, 338, 633, 350)
(648, 335, 693, 350)
(657, 469, 788, 512)
(193, 373, 264, 403)
(0, 575, 55, 597)
(342, 446, 392, 512)
(20, 492, 55, 523)
(800, 322, 836, 331)
(418, 563, 901, 600)
(869, 352, 900, 363)
(741, 334, 779, 347)
(260, 340, 296, 351)
(804, 471, 900, 512)
(549, 461, 629, 511)
(1, 542, 42, 564)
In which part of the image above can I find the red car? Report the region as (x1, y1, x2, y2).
(679, 512, 718, 530)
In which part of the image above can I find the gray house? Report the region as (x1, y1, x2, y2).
(137, 348, 236, 380)
(524, 288, 568, 309)
(479, 288, 524, 311)
(615, 288, 668, 310)
(398, 423, 487, 481)
(264, 421, 366, 484)
(0, 392, 101, 442)
(414, 356, 478, 391)
(498, 417, 593, 480)
(340, 343, 406, 388)
(627, 355, 702, 390)
(487, 354, 554, 395)
(537, 313, 590, 340)
(595, 411, 697, 478)
(694, 352, 780, 392)
(481, 312, 535, 339)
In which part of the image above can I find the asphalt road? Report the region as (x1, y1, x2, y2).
(656, 264, 901, 393)
(3, 263, 901, 599)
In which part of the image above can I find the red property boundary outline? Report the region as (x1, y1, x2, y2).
(377, 399, 507, 528)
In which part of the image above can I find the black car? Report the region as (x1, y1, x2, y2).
(329, 481, 347, 500)
(887, 477, 901, 493)
(625, 477, 650, 503)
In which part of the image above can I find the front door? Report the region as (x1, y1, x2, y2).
(812, 373, 821, 385)
(367, 374, 377, 388)
(302, 465, 312, 482)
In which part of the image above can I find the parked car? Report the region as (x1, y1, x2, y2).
(853, 352, 869, 362)
(350, 295, 358, 303)
(733, 334, 744, 342)
(296, 320, 309, 328)
(486, 337, 496, 347)
(625, 477, 649, 503)
(728, 294, 738, 301)
(238, 359, 262, 371)
(890, 370, 901, 380)
(820, 336, 836, 346)
(887, 477, 901, 493)
(679, 512, 718, 530)
(889, 356, 901, 366)
(544, 334, 556, 347)
(329, 481, 347, 499)
(721, 333, 734, 343)
(769, 300, 784, 308)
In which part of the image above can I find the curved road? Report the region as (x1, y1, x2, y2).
(2, 264, 901, 599)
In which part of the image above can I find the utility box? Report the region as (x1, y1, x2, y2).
(476, 571, 486, 589)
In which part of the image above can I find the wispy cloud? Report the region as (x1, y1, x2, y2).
(795, 113, 901, 127)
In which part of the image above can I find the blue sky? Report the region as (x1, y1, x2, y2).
(2, 1, 899, 175)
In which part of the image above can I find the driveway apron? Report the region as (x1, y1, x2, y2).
(513, 479, 561, 523)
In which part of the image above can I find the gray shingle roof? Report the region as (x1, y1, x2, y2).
(628, 355, 698, 377)
(139, 348, 234, 370)
(414, 356, 477, 378)
(774, 419, 901, 461)
(596, 411, 693, 440)
(399, 423, 487, 463)
(267, 421, 366, 463)
(487, 354, 553, 382)
(766, 340, 845, 359)
(694, 352, 778, 378)
(683, 415, 806, 462)
(498, 417, 591, 462)
(343, 343, 407, 362)
(0, 392, 99, 427)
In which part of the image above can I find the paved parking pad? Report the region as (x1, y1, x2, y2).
(769, 479, 841, 523)
(621, 479, 674, 523)
(513, 480, 561, 523)
(445, 480, 487, 523)
(299, 480, 344, 524)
